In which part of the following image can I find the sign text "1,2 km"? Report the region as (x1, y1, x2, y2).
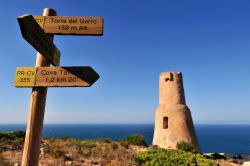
(14, 67, 99, 87)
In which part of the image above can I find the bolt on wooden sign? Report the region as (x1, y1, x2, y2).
(14, 67, 99, 87)
(34, 16, 103, 35)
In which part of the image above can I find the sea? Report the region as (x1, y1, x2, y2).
(0, 124, 250, 154)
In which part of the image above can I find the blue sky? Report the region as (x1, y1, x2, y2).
(0, 0, 250, 124)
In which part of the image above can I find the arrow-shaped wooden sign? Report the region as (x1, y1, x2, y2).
(17, 15, 61, 66)
(14, 66, 99, 87)
(34, 16, 103, 36)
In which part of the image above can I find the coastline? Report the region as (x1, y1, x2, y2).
(1, 124, 250, 155)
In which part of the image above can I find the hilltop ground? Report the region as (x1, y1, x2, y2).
(0, 131, 248, 166)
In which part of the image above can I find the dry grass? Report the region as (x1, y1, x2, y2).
(0, 134, 242, 166)
(0, 137, 139, 165)
(39, 138, 137, 166)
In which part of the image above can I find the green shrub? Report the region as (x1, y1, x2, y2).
(176, 141, 197, 153)
(44, 136, 55, 142)
(81, 142, 97, 149)
(111, 142, 119, 150)
(11, 130, 25, 138)
(120, 141, 129, 149)
(0, 131, 25, 142)
(14, 137, 24, 142)
(119, 134, 147, 147)
(93, 138, 112, 143)
(136, 149, 216, 166)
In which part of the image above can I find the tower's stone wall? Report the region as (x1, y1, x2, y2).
(153, 72, 200, 151)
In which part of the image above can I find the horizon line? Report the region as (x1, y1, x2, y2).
(0, 123, 250, 125)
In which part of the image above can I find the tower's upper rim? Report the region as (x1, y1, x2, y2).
(160, 72, 182, 75)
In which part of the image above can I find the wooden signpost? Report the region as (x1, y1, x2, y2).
(34, 16, 103, 35)
(14, 67, 99, 87)
(16, 8, 103, 166)
(18, 15, 61, 66)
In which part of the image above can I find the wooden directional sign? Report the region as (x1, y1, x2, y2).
(34, 16, 103, 35)
(18, 15, 61, 66)
(14, 67, 99, 87)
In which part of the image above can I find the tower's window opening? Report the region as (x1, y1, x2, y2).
(163, 117, 168, 129)
(165, 73, 173, 82)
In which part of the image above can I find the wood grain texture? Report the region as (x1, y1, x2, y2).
(14, 67, 99, 87)
(34, 16, 103, 36)
(21, 8, 56, 166)
(18, 14, 60, 66)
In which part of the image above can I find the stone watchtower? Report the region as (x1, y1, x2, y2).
(152, 72, 200, 151)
